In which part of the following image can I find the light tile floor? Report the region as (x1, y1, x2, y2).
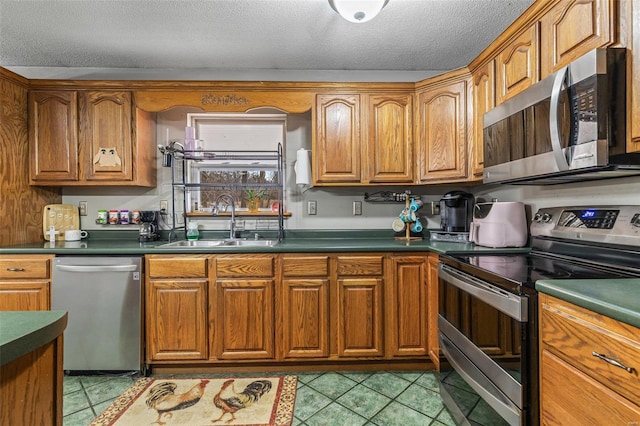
(62, 370, 494, 425)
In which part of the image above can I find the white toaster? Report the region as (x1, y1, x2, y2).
(470, 201, 528, 248)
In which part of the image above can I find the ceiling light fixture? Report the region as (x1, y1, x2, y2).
(328, 0, 389, 23)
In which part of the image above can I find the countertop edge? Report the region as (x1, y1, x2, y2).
(0, 311, 68, 366)
(536, 280, 640, 329)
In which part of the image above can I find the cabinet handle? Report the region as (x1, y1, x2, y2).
(592, 351, 636, 374)
(6, 267, 25, 272)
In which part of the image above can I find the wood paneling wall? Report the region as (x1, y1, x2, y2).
(0, 69, 60, 245)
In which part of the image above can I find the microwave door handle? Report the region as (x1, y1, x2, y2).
(550, 66, 570, 171)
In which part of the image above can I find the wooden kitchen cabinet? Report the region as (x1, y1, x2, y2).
(495, 23, 539, 105)
(335, 255, 384, 357)
(426, 254, 439, 368)
(539, 293, 640, 424)
(0, 255, 52, 310)
(471, 60, 495, 179)
(213, 255, 275, 360)
(280, 255, 330, 359)
(29, 90, 156, 187)
(540, 0, 614, 79)
(415, 69, 471, 183)
(314, 92, 413, 185)
(145, 255, 209, 361)
(387, 255, 429, 358)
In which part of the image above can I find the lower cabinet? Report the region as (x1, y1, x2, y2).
(539, 294, 640, 424)
(145, 252, 437, 367)
(145, 255, 209, 361)
(0, 255, 52, 311)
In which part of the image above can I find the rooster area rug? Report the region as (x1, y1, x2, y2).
(90, 376, 297, 426)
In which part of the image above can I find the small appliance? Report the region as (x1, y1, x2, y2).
(138, 210, 159, 242)
(470, 201, 528, 248)
(483, 48, 639, 185)
(439, 191, 474, 232)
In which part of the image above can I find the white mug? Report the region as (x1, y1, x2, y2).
(65, 230, 88, 241)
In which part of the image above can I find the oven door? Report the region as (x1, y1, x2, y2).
(438, 262, 532, 426)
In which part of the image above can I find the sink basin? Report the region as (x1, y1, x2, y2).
(158, 239, 278, 248)
(223, 239, 279, 247)
(158, 240, 227, 248)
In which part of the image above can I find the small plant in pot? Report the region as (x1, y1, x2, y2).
(244, 188, 267, 212)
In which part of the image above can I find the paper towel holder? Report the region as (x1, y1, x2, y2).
(294, 148, 313, 192)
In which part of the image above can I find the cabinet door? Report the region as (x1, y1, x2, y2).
(471, 61, 495, 178)
(281, 255, 330, 359)
(146, 279, 209, 361)
(365, 93, 413, 183)
(29, 91, 78, 182)
(314, 94, 361, 184)
(427, 255, 440, 368)
(214, 255, 275, 360)
(0, 282, 50, 311)
(336, 277, 384, 357)
(495, 23, 539, 104)
(540, 0, 613, 78)
(79, 91, 133, 182)
(387, 256, 428, 357)
(416, 79, 468, 182)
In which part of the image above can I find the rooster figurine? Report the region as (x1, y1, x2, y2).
(145, 379, 209, 425)
(211, 379, 273, 423)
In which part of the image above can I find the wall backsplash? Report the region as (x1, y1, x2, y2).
(62, 108, 640, 233)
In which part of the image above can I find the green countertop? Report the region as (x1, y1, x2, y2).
(0, 230, 530, 255)
(0, 310, 68, 366)
(536, 279, 640, 329)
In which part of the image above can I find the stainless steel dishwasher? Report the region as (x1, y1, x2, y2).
(51, 256, 142, 373)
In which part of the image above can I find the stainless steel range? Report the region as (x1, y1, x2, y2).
(437, 205, 640, 425)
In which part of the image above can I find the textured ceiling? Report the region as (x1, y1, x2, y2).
(0, 0, 534, 81)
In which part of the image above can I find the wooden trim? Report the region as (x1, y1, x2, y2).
(0, 67, 29, 87)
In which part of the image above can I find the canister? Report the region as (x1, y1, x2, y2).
(119, 209, 130, 224)
(97, 210, 108, 224)
(108, 209, 119, 224)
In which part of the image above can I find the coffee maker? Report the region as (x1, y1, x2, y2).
(139, 210, 160, 242)
(439, 191, 475, 232)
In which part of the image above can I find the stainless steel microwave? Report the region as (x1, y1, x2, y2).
(483, 48, 640, 185)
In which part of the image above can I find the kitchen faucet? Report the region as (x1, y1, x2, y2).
(215, 194, 237, 239)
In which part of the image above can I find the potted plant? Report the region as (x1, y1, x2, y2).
(244, 188, 267, 212)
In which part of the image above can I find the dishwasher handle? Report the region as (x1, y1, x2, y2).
(55, 264, 138, 273)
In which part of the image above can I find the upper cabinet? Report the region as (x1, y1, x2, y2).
(29, 90, 156, 187)
(540, 0, 614, 78)
(495, 23, 539, 104)
(471, 60, 495, 178)
(415, 70, 471, 183)
(314, 91, 413, 185)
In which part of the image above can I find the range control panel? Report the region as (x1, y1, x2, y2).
(531, 206, 640, 246)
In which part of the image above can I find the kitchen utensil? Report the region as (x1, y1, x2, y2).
(43, 204, 80, 241)
(65, 230, 88, 241)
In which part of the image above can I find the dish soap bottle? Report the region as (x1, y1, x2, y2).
(186, 222, 200, 240)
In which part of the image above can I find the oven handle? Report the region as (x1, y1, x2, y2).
(439, 264, 528, 321)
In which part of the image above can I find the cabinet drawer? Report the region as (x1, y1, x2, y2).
(541, 295, 640, 406)
(282, 256, 329, 277)
(337, 256, 383, 276)
(0, 256, 51, 279)
(215, 256, 274, 277)
(147, 257, 207, 278)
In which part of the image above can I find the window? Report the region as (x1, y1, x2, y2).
(183, 113, 286, 212)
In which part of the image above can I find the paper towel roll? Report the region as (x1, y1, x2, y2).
(295, 149, 312, 185)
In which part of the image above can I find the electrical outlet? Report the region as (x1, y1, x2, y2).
(308, 200, 317, 215)
(79, 201, 87, 216)
(353, 201, 362, 215)
(160, 200, 168, 212)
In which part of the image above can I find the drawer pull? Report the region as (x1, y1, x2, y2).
(6, 267, 25, 272)
(592, 351, 636, 374)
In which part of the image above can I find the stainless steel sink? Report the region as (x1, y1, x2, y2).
(158, 239, 278, 248)
(158, 239, 227, 248)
